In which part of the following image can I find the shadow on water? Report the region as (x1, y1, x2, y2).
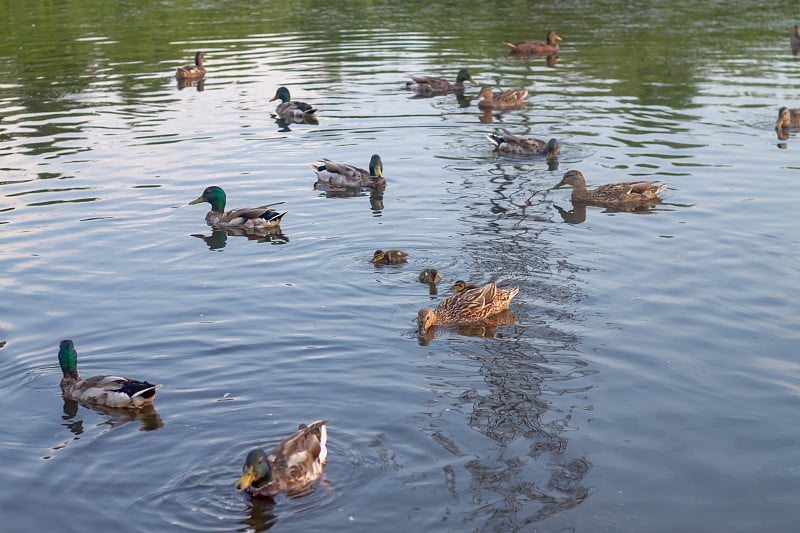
(192, 227, 290, 250)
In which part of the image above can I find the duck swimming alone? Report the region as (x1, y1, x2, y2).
(176, 51, 206, 79)
(505, 31, 562, 55)
(270, 87, 318, 121)
(189, 186, 287, 229)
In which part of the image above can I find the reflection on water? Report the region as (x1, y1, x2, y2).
(314, 181, 386, 214)
(554, 199, 663, 224)
(192, 227, 289, 250)
(176, 78, 205, 92)
(240, 497, 277, 532)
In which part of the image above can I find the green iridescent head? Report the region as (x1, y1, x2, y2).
(58, 340, 79, 380)
(456, 69, 477, 85)
(545, 139, 561, 159)
(369, 154, 383, 178)
(270, 86, 291, 103)
(236, 449, 272, 491)
(189, 186, 227, 212)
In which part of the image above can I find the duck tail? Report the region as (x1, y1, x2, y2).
(130, 383, 163, 400)
(486, 133, 504, 148)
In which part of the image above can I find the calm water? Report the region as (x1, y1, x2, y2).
(1, 1, 798, 531)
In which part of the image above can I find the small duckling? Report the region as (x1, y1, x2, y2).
(452, 280, 479, 292)
(419, 269, 441, 284)
(371, 249, 408, 264)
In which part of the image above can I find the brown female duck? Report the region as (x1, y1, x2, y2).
(406, 69, 477, 95)
(477, 87, 528, 110)
(792, 25, 800, 55)
(505, 31, 562, 55)
(487, 128, 560, 158)
(775, 107, 800, 129)
(176, 51, 206, 79)
(417, 280, 520, 334)
(554, 170, 667, 207)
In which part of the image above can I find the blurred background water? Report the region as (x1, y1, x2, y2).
(1, 1, 798, 531)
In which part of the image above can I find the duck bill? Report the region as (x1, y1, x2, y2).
(188, 196, 205, 205)
(236, 466, 256, 492)
(552, 180, 566, 189)
(269, 96, 278, 102)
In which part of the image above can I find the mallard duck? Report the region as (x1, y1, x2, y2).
(452, 280, 479, 292)
(176, 51, 206, 79)
(554, 170, 667, 207)
(406, 69, 477, 95)
(505, 31, 562, 55)
(189, 186, 287, 228)
(371, 249, 407, 264)
(270, 87, 318, 121)
(487, 128, 560, 158)
(477, 87, 528, 110)
(236, 420, 328, 497)
(417, 280, 520, 334)
(310, 154, 385, 188)
(419, 268, 441, 284)
(792, 26, 800, 55)
(775, 107, 800, 129)
(58, 340, 162, 409)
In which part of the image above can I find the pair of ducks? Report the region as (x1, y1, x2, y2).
(57, 339, 328, 497)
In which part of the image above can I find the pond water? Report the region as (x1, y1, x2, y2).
(1, 1, 798, 531)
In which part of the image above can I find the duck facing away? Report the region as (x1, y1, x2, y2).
(419, 268, 441, 284)
(417, 280, 520, 334)
(58, 340, 162, 409)
(270, 86, 318, 121)
(505, 31, 562, 55)
(176, 51, 206, 79)
(311, 154, 385, 188)
(554, 170, 667, 207)
(406, 69, 477, 95)
(236, 420, 328, 498)
(792, 26, 800, 55)
(477, 87, 528, 110)
(189, 186, 287, 229)
(371, 249, 408, 264)
(775, 107, 800, 129)
(487, 128, 560, 158)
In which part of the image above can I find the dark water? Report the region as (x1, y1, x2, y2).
(1, 1, 798, 531)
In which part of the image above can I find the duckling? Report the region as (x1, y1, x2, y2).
(554, 170, 667, 207)
(452, 280, 479, 292)
(58, 340, 162, 409)
(505, 31, 562, 55)
(417, 280, 520, 334)
(406, 69, 477, 95)
(419, 269, 441, 284)
(310, 154, 385, 188)
(477, 87, 528, 110)
(775, 107, 800, 129)
(236, 420, 328, 498)
(487, 128, 560, 158)
(270, 87, 318, 121)
(792, 25, 800, 55)
(371, 249, 408, 264)
(189, 186, 287, 229)
(176, 51, 206, 79)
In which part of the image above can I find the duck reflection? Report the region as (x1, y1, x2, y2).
(239, 497, 277, 532)
(62, 398, 163, 432)
(554, 199, 662, 224)
(176, 78, 205, 92)
(273, 114, 319, 132)
(314, 181, 387, 215)
(192, 227, 289, 249)
(417, 309, 517, 346)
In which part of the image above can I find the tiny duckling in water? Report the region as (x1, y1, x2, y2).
(452, 280, 479, 292)
(419, 269, 441, 284)
(371, 249, 408, 264)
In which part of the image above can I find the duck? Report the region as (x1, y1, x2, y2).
(417, 280, 520, 334)
(487, 128, 560, 158)
(270, 87, 318, 121)
(406, 69, 477, 95)
(419, 268, 441, 284)
(505, 31, 562, 55)
(452, 280, 479, 292)
(176, 51, 206, 79)
(58, 340, 162, 409)
(310, 154, 385, 188)
(236, 420, 328, 498)
(792, 26, 800, 55)
(775, 107, 800, 129)
(371, 249, 407, 264)
(554, 170, 667, 207)
(477, 87, 528, 110)
(189, 186, 287, 229)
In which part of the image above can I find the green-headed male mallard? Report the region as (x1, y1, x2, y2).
(310, 154, 385, 188)
(554, 170, 667, 207)
(236, 420, 328, 498)
(58, 340, 162, 409)
(417, 280, 520, 334)
(371, 249, 408, 264)
(505, 31, 562, 55)
(176, 51, 206, 80)
(477, 87, 528, 110)
(270, 87, 318, 121)
(406, 69, 477, 95)
(792, 26, 800, 55)
(775, 107, 800, 129)
(419, 268, 441, 284)
(189, 186, 287, 229)
(487, 128, 560, 158)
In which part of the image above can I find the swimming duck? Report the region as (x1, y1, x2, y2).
(310, 154, 385, 188)
(270, 87, 318, 121)
(417, 280, 520, 334)
(505, 31, 562, 55)
(236, 420, 328, 498)
(452, 280, 479, 292)
(176, 51, 206, 79)
(554, 170, 667, 207)
(406, 69, 477, 95)
(58, 340, 162, 409)
(419, 268, 441, 284)
(189, 186, 287, 228)
(477, 87, 528, 110)
(371, 249, 408, 264)
(775, 107, 800, 129)
(792, 26, 800, 55)
(487, 128, 560, 158)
